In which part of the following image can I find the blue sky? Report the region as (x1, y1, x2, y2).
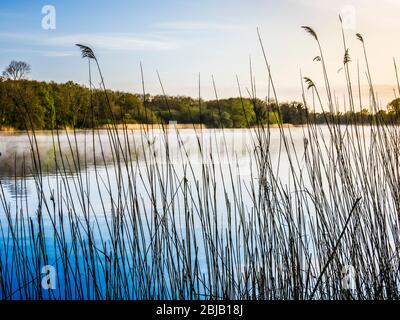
(1, 0, 400, 105)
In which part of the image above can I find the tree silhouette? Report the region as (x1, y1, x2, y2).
(2, 61, 31, 80)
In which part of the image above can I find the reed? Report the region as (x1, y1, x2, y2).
(1, 19, 400, 300)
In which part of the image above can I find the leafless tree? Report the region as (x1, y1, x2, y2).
(2, 61, 31, 80)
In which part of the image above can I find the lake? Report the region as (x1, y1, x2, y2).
(0, 125, 399, 299)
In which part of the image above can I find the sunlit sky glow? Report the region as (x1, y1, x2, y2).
(1, 0, 400, 107)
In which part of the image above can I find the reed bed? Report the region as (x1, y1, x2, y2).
(1, 21, 400, 300)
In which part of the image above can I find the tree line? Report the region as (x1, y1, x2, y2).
(1, 78, 400, 130)
(0, 79, 300, 130)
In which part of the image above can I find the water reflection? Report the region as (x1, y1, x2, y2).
(1, 180, 31, 199)
(0, 130, 136, 178)
(0, 129, 283, 178)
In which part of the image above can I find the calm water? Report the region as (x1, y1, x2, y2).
(0, 128, 306, 218)
(0, 126, 388, 299)
(0, 128, 310, 196)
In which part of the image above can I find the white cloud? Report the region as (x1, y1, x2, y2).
(154, 21, 246, 32)
(41, 51, 76, 57)
(0, 32, 181, 52)
(0, 47, 76, 57)
(46, 33, 180, 51)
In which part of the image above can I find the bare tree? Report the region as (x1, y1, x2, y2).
(2, 61, 31, 80)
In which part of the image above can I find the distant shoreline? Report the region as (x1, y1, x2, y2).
(0, 123, 301, 133)
(99, 123, 298, 130)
